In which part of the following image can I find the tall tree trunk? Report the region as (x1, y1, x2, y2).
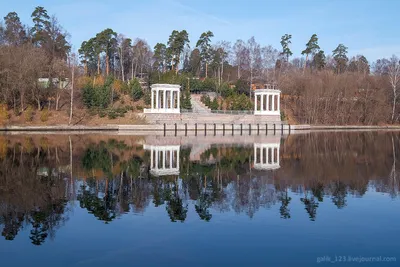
(303, 54, 309, 74)
(131, 58, 134, 80)
(119, 47, 125, 82)
(134, 62, 138, 79)
(391, 90, 396, 123)
(106, 54, 110, 76)
(69, 61, 74, 125)
(97, 54, 101, 75)
(84, 60, 88, 76)
(205, 63, 208, 78)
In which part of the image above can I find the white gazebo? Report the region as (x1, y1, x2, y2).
(144, 145, 180, 176)
(253, 142, 280, 170)
(254, 84, 281, 115)
(144, 84, 181, 114)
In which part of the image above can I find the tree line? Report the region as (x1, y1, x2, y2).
(1, 6, 400, 124)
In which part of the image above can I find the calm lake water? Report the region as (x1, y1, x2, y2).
(0, 131, 399, 266)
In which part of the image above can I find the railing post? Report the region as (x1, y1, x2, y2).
(214, 123, 216, 136)
(175, 123, 177, 136)
(257, 124, 259, 135)
(185, 123, 187, 136)
(289, 124, 291, 134)
(204, 123, 207, 136)
(281, 123, 283, 134)
(249, 124, 251, 135)
(274, 123, 276, 135)
(223, 123, 225, 136)
(266, 124, 268, 135)
(240, 123, 243, 135)
(232, 124, 234, 135)
(164, 123, 166, 136)
(195, 123, 197, 136)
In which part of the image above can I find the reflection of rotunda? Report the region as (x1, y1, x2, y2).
(143, 145, 180, 176)
(253, 142, 280, 170)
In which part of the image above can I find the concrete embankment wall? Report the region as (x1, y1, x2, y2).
(144, 113, 281, 124)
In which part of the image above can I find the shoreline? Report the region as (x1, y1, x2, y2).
(1, 124, 400, 133)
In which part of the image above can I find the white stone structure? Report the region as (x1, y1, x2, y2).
(143, 84, 181, 113)
(253, 142, 280, 170)
(254, 84, 281, 115)
(144, 145, 180, 176)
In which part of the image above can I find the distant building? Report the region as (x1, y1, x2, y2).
(38, 78, 70, 89)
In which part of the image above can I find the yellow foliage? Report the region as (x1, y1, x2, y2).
(40, 137, 49, 150)
(93, 75, 105, 87)
(77, 76, 92, 88)
(0, 137, 8, 159)
(24, 137, 34, 153)
(40, 108, 50, 122)
(0, 104, 9, 124)
(25, 105, 34, 122)
(112, 79, 123, 93)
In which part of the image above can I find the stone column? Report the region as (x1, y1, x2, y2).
(254, 94, 258, 112)
(163, 90, 167, 110)
(151, 149, 154, 169)
(156, 89, 159, 109)
(177, 90, 180, 110)
(272, 94, 275, 112)
(266, 94, 269, 111)
(176, 150, 180, 170)
(276, 148, 280, 165)
(162, 149, 166, 169)
(277, 94, 280, 112)
(260, 94, 264, 112)
(170, 90, 173, 110)
(155, 149, 159, 169)
(151, 90, 154, 110)
(170, 150, 173, 169)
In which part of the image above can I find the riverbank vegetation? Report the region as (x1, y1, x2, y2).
(1, 6, 400, 125)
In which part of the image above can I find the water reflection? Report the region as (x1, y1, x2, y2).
(0, 132, 399, 246)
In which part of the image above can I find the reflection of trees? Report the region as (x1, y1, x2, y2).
(0, 141, 69, 245)
(301, 192, 319, 221)
(330, 181, 347, 209)
(78, 180, 117, 223)
(278, 189, 291, 219)
(2, 132, 400, 245)
(195, 176, 213, 221)
(166, 179, 188, 222)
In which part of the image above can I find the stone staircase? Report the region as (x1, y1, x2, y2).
(190, 94, 211, 113)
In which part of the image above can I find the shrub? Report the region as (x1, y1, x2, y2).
(82, 82, 112, 109)
(136, 105, 143, 111)
(25, 106, 34, 122)
(98, 110, 106, 118)
(130, 78, 143, 101)
(144, 91, 151, 105)
(201, 94, 211, 107)
(210, 98, 219, 110)
(226, 94, 253, 110)
(40, 108, 50, 122)
(180, 90, 192, 110)
(108, 110, 118, 119)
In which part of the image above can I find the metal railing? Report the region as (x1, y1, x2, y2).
(211, 110, 254, 115)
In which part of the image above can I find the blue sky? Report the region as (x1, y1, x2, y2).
(2, 0, 400, 61)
